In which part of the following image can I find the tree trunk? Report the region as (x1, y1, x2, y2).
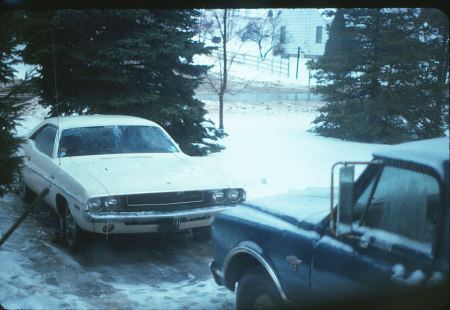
(219, 92, 224, 130)
(219, 9, 228, 130)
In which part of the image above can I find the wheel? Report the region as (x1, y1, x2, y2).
(236, 267, 283, 310)
(193, 226, 211, 242)
(64, 205, 83, 249)
(18, 174, 35, 203)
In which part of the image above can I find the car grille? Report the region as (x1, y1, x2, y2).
(123, 191, 206, 212)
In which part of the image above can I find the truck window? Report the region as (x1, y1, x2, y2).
(354, 165, 440, 253)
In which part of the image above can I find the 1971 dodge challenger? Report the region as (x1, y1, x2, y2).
(210, 137, 448, 309)
(19, 115, 245, 248)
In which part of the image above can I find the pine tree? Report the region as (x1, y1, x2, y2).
(0, 11, 28, 197)
(408, 8, 449, 138)
(310, 8, 448, 143)
(20, 10, 224, 155)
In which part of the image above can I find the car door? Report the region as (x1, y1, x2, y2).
(310, 163, 442, 308)
(26, 125, 59, 205)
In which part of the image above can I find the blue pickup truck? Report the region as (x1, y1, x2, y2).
(210, 138, 449, 309)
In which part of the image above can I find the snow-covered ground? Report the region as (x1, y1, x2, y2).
(0, 192, 236, 309)
(203, 99, 384, 199)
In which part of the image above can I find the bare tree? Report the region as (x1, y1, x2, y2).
(197, 10, 213, 43)
(240, 10, 282, 60)
(204, 9, 245, 130)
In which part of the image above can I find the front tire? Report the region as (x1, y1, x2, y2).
(236, 267, 283, 310)
(64, 205, 83, 249)
(18, 174, 35, 203)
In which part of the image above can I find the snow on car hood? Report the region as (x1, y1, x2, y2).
(238, 187, 334, 226)
(59, 153, 234, 197)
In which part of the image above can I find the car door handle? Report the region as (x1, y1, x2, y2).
(50, 175, 55, 179)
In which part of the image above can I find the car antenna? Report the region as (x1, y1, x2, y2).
(52, 33, 61, 166)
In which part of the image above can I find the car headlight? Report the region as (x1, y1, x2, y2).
(211, 189, 226, 203)
(105, 196, 119, 208)
(228, 189, 241, 202)
(88, 197, 103, 212)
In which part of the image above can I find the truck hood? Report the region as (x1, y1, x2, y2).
(240, 187, 333, 226)
(59, 153, 234, 197)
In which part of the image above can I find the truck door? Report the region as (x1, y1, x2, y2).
(310, 163, 442, 308)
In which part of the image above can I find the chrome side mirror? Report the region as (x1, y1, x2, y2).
(337, 165, 354, 236)
(331, 161, 379, 236)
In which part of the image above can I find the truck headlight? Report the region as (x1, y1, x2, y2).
(88, 198, 103, 212)
(228, 189, 241, 202)
(212, 189, 226, 203)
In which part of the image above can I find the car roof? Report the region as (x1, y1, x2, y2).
(34, 114, 160, 132)
(372, 137, 449, 179)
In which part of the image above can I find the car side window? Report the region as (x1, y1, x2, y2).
(31, 125, 58, 158)
(354, 165, 440, 253)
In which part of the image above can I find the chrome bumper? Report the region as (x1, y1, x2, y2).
(83, 205, 233, 223)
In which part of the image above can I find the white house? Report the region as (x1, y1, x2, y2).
(276, 9, 330, 59)
(197, 9, 331, 85)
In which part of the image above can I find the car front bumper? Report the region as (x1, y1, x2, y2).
(82, 205, 233, 234)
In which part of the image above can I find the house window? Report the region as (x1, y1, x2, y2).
(280, 26, 286, 44)
(316, 26, 323, 44)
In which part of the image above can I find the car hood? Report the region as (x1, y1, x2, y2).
(234, 187, 334, 226)
(59, 153, 234, 197)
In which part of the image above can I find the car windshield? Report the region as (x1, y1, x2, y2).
(58, 125, 179, 157)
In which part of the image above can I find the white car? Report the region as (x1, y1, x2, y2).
(19, 115, 245, 248)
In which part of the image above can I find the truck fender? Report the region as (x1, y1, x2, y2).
(222, 241, 289, 303)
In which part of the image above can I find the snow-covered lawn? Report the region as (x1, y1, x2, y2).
(203, 99, 385, 200)
(0, 97, 388, 309)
